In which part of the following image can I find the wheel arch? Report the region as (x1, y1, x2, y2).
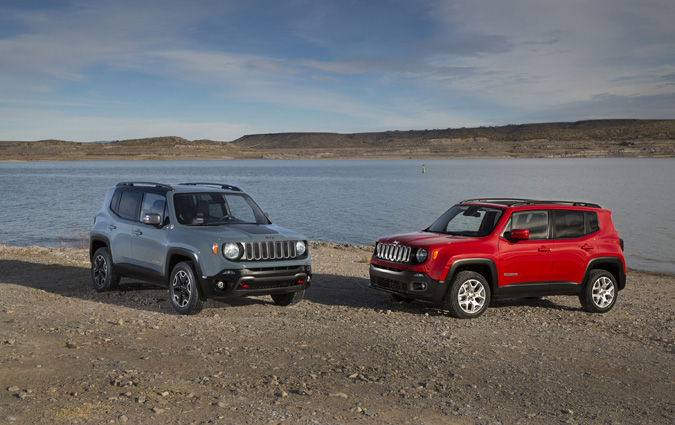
(444, 258, 498, 295)
(165, 248, 204, 287)
(89, 236, 111, 261)
(582, 257, 626, 290)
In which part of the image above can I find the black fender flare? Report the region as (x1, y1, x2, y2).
(443, 258, 499, 295)
(165, 248, 206, 287)
(89, 236, 112, 260)
(582, 257, 627, 290)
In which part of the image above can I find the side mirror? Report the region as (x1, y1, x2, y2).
(141, 213, 161, 226)
(510, 228, 530, 240)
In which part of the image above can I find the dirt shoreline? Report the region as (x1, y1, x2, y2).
(1, 243, 673, 424)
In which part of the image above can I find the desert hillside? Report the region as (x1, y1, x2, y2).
(1, 119, 674, 161)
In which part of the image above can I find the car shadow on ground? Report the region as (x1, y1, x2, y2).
(0, 258, 581, 317)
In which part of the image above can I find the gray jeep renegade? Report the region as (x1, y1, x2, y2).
(89, 182, 312, 315)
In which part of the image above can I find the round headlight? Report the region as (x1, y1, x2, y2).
(223, 243, 241, 260)
(296, 241, 306, 256)
(415, 248, 428, 263)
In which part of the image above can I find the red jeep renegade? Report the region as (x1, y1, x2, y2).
(369, 199, 626, 319)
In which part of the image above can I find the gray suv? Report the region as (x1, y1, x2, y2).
(89, 182, 312, 315)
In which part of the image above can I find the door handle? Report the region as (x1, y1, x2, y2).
(133, 230, 143, 236)
(538, 246, 552, 253)
(581, 244, 594, 251)
(108, 225, 117, 230)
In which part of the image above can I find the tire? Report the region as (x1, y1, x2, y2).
(170, 262, 205, 315)
(91, 247, 120, 292)
(443, 271, 491, 319)
(271, 290, 305, 307)
(390, 293, 414, 303)
(580, 269, 618, 313)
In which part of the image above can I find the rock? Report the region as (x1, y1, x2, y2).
(329, 392, 348, 398)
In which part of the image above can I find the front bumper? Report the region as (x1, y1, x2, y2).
(369, 263, 448, 303)
(200, 265, 312, 300)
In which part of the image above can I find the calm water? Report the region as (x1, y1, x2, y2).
(0, 158, 673, 274)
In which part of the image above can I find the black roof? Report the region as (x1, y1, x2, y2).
(461, 198, 601, 208)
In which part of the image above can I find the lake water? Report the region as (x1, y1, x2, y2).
(0, 158, 673, 274)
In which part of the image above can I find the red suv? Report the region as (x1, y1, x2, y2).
(369, 199, 626, 319)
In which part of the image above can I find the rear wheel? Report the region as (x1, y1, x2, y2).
(443, 271, 490, 319)
(271, 290, 305, 306)
(170, 262, 205, 315)
(91, 247, 120, 292)
(580, 269, 617, 313)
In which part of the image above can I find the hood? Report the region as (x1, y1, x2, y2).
(184, 223, 306, 242)
(378, 231, 479, 247)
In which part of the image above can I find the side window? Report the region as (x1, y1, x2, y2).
(509, 211, 549, 240)
(117, 191, 142, 221)
(554, 210, 586, 239)
(587, 211, 599, 233)
(141, 192, 167, 225)
(110, 190, 122, 214)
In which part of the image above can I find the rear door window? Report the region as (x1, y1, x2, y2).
(116, 191, 142, 221)
(553, 210, 598, 239)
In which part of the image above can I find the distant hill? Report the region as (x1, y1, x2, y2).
(1, 120, 674, 161)
(230, 119, 675, 158)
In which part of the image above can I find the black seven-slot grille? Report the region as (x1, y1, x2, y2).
(375, 242, 411, 263)
(243, 241, 299, 261)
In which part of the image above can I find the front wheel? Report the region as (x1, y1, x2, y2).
(91, 247, 120, 292)
(271, 290, 305, 306)
(443, 271, 491, 319)
(580, 270, 618, 313)
(170, 262, 205, 315)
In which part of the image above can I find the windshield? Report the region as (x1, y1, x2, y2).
(426, 205, 504, 237)
(173, 192, 268, 226)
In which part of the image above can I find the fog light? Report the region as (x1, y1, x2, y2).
(412, 282, 427, 291)
(216, 281, 225, 290)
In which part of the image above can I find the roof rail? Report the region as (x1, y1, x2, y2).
(461, 198, 601, 208)
(178, 182, 242, 192)
(116, 182, 174, 190)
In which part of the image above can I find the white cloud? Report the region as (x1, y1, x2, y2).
(422, 0, 675, 116)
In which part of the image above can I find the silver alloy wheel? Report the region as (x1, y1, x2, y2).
(172, 270, 192, 307)
(457, 279, 486, 314)
(93, 254, 107, 287)
(591, 276, 615, 308)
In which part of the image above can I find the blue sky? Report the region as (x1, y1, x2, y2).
(1, 0, 674, 142)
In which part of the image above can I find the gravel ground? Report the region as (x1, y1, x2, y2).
(0, 242, 673, 425)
